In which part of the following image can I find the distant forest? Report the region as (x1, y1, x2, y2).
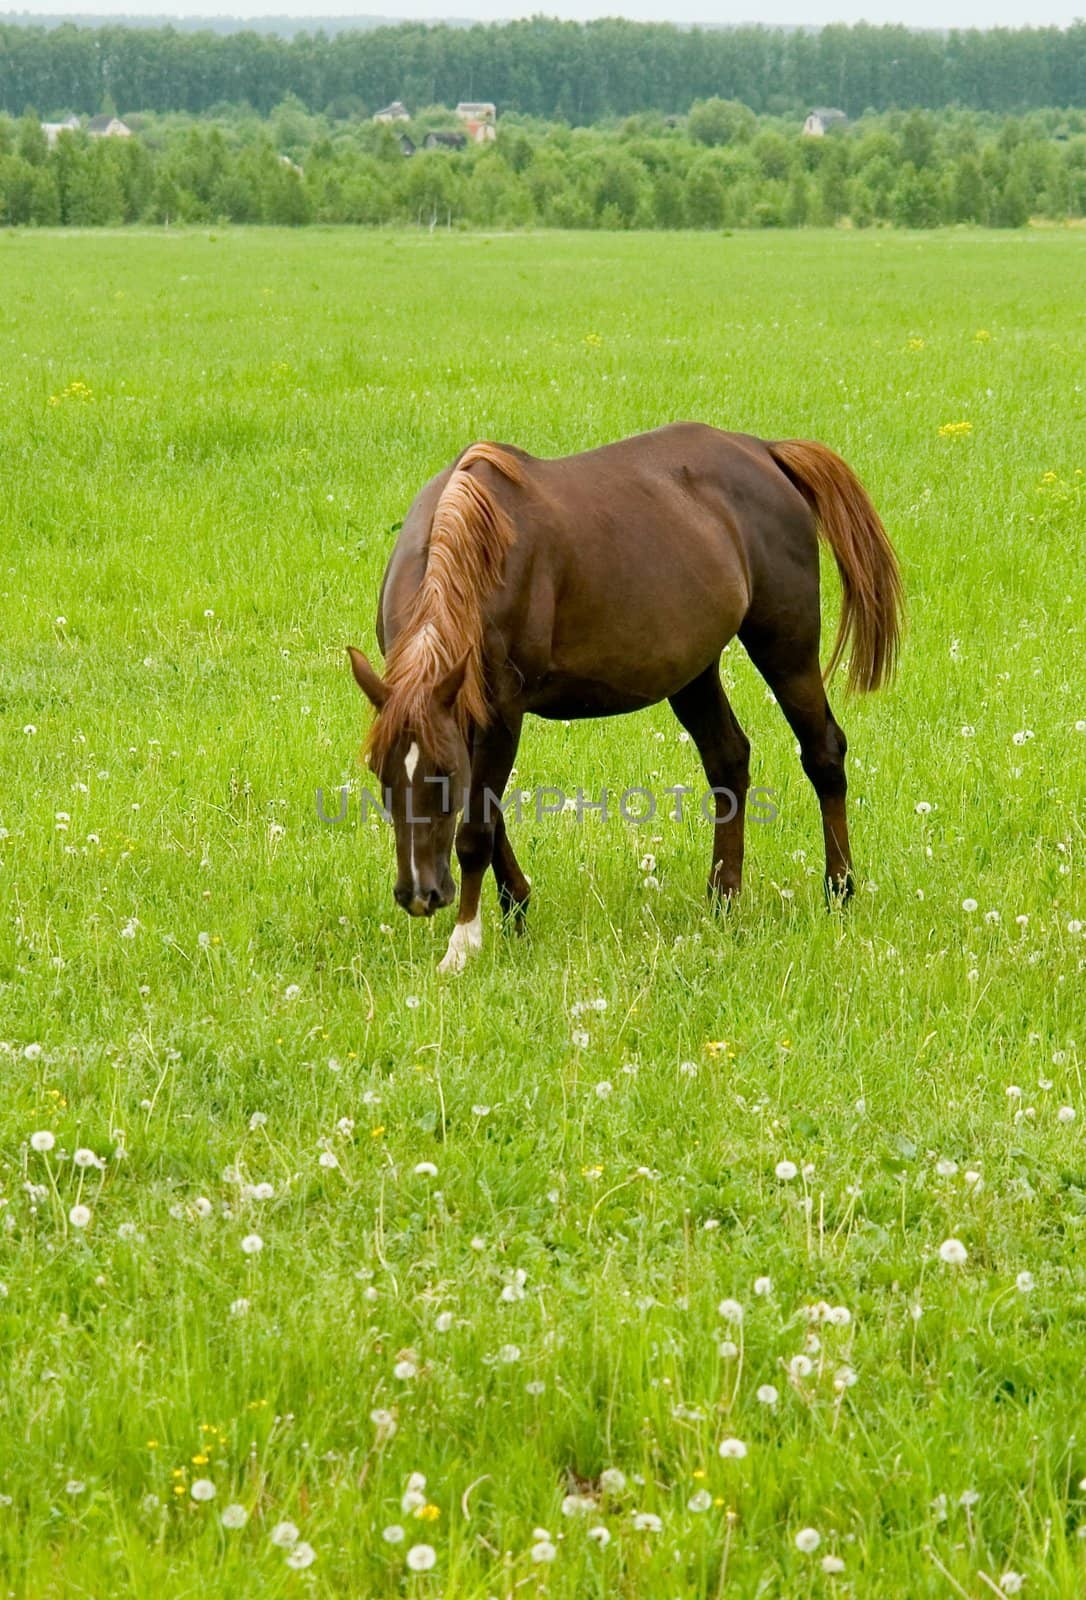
(3, 99, 1084, 231)
(1, 17, 1086, 123)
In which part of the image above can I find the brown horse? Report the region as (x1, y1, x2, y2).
(348, 424, 902, 972)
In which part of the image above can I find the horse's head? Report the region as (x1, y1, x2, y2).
(348, 646, 470, 918)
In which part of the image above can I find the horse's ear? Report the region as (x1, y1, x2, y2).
(347, 647, 389, 708)
(434, 653, 468, 711)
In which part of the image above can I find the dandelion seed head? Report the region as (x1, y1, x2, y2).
(717, 1437, 747, 1459)
(406, 1544, 436, 1571)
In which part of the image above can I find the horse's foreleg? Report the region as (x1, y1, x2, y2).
(492, 810, 530, 931)
(669, 665, 750, 902)
(438, 720, 520, 973)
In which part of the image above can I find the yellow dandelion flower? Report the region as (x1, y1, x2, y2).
(192, 1454, 209, 1465)
(415, 1504, 441, 1521)
(906, 337, 925, 351)
(692, 1468, 706, 1480)
(584, 332, 602, 347)
(938, 421, 973, 438)
(370, 1124, 386, 1138)
(974, 328, 991, 341)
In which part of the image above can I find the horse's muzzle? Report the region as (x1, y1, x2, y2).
(396, 885, 452, 917)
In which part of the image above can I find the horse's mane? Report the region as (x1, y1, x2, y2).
(366, 442, 525, 769)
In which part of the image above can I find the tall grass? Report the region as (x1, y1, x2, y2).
(0, 227, 1083, 1597)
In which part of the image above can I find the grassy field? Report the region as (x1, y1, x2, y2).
(1, 226, 1084, 1598)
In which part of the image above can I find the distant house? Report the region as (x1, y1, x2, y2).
(41, 114, 80, 146)
(802, 108, 847, 137)
(279, 154, 303, 175)
(87, 114, 132, 139)
(456, 101, 497, 144)
(374, 100, 410, 124)
(399, 134, 416, 157)
(423, 130, 467, 151)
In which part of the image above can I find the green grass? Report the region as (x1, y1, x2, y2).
(1, 226, 1084, 1598)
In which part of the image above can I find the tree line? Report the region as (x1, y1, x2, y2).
(2, 17, 1086, 124)
(2, 101, 1085, 231)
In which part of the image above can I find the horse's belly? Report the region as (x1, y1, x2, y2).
(528, 673, 661, 719)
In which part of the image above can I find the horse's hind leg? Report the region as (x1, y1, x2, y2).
(492, 811, 530, 931)
(669, 663, 751, 901)
(740, 625, 853, 900)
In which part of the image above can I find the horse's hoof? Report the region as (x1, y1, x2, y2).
(498, 888, 530, 933)
(437, 915, 483, 973)
(825, 871, 855, 907)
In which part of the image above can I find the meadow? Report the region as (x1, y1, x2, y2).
(0, 225, 1084, 1598)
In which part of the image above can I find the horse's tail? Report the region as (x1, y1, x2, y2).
(768, 438, 903, 694)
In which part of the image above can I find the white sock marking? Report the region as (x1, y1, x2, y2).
(437, 911, 483, 974)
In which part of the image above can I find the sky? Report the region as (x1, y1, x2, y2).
(4, 0, 1082, 32)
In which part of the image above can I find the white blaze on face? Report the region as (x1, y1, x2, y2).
(404, 742, 421, 895)
(438, 911, 483, 974)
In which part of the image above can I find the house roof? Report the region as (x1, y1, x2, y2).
(87, 113, 127, 133)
